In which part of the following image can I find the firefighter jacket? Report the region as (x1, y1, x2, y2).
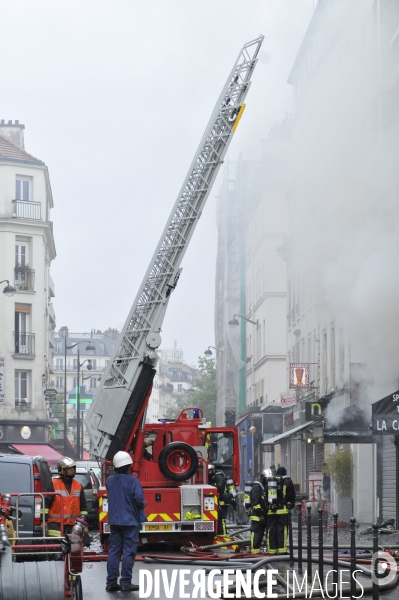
(266, 475, 296, 516)
(106, 472, 145, 527)
(249, 480, 266, 523)
(45, 477, 87, 526)
(211, 470, 232, 506)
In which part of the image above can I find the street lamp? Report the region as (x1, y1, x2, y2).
(76, 350, 94, 460)
(0, 280, 16, 297)
(228, 314, 259, 328)
(60, 331, 95, 456)
(204, 346, 216, 357)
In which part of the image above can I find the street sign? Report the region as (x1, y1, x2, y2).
(44, 388, 58, 398)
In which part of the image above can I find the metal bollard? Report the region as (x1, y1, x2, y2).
(288, 502, 294, 565)
(297, 503, 303, 574)
(372, 522, 379, 600)
(350, 517, 356, 600)
(318, 507, 324, 584)
(332, 512, 339, 599)
(307, 503, 312, 580)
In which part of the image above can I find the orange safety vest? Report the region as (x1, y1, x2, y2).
(48, 478, 82, 525)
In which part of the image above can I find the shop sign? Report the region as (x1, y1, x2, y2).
(372, 389, 399, 434)
(305, 400, 328, 420)
(262, 413, 283, 434)
(280, 392, 297, 408)
(290, 363, 310, 388)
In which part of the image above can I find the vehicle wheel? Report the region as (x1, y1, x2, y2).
(158, 442, 199, 481)
(72, 576, 83, 600)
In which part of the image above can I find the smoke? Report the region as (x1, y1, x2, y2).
(289, 0, 399, 414)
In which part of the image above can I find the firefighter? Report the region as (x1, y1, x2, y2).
(43, 457, 88, 537)
(106, 450, 146, 592)
(266, 466, 296, 555)
(208, 464, 231, 535)
(249, 471, 267, 554)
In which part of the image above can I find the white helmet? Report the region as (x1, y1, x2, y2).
(113, 451, 133, 469)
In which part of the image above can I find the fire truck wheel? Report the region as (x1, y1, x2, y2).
(72, 576, 83, 600)
(158, 442, 199, 481)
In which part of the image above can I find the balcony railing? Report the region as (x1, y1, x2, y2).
(15, 399, 31, 410)
(14, 333, 35, 356)
(14, 267, 35, 291)
(12, 199, 41, 220)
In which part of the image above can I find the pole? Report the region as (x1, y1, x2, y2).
(64, 335, 68, 454)
(77, 348, 80, 461)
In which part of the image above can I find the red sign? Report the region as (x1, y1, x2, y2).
(290, 363, 310, 388)
(280, 393, 297, 408)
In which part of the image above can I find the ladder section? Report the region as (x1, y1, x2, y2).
(85, 36, 264, 459)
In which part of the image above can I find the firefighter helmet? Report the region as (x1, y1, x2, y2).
(208, 464, 215, 473)
(276, 466, 287, 476)
(113, 451, 133, 468)
(259, 469, 268, 482)
(57, 457, 76, 476)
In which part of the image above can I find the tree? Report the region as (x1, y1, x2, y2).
(324, 445, 353, 497)
(165, 356, 217, 425)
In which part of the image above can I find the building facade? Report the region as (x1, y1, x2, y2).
(52, 327, 118, 455)
(267, 0, 399, 522)
(0, 121, 56, 446)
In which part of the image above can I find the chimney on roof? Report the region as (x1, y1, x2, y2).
(0, 120, 25, 150)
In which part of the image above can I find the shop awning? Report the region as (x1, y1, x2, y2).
(324, 403, 374, 444)
(261, 421, 314, 445)
(11, 444, 65, 466)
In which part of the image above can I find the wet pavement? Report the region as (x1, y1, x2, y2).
(80, 529, 399, 599)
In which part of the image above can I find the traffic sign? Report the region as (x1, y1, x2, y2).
(44, 388, 58, 399)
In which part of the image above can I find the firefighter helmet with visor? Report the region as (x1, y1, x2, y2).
(57, 457, 77, 476)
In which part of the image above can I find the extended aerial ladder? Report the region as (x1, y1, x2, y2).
(85, 35, 264, 461)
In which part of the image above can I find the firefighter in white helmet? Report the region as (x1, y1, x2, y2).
(43, 457, 88, 537)
(105, 451, 146, 593)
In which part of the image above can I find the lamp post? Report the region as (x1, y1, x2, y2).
(60, 331, 94, 456)
(228, 314, 258, 328)
(76, 350, 93, 460)
(0, 279, 16, 297)
(204, 346, 216, 357)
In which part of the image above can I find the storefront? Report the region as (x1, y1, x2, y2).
(372, 389, 399, 525)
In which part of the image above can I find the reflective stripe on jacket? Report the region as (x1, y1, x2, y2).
(48, 478, 82, 525)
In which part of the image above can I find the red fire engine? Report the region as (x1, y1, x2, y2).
(84, 35, 264, 548)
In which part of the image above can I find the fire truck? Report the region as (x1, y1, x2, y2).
(85, 35, 264, 548)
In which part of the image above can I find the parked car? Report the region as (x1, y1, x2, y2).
(50, 466, 100, 528)
(0, 453, 52, 540)
(75, 460, 101, 482)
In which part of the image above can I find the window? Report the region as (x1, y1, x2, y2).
(56, 376, 63, 389)
(55, 358, 63, 370)
(15, 370, 29, 406)
(15, 242, 29, 267)
(177, 384, 183, 393)
(14, 304, 32, 355)
(16, 177, 31, 201)
(73, 359, 78, 369)
(89, 359, 96, 371)
(73, 377, 78, 388)
(90, 377, 97, 389)
(55, 341, 63, 354)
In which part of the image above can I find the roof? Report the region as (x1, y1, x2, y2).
(0, 135, 44, 165)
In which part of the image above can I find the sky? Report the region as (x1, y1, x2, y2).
(1, 1, 315, 365)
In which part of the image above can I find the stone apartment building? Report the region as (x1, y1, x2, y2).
(0, 121, 56, 447)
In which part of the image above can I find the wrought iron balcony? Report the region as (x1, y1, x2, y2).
(15, 399, 31, 410)
(12, 199, 41, 220)
(14, 267, 35, 291)
(14, 333, 35, 356)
